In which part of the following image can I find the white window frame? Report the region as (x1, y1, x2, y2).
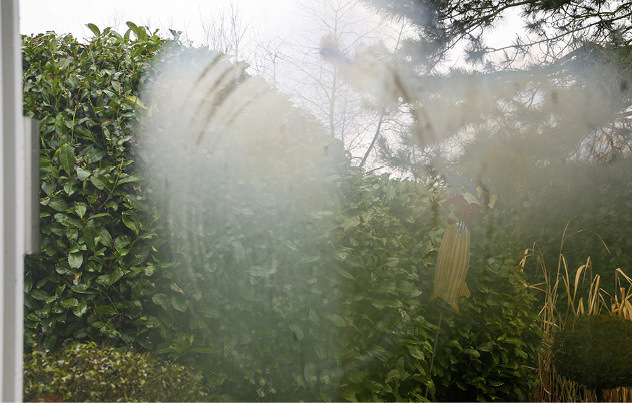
(1, 0, 25, 400)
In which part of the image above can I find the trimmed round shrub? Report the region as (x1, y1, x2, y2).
(23, 342, 211, 402)
(553, 315, 632, 390)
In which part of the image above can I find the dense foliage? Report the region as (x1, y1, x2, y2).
(327, 172, 540, 402)
(24, 342, 210, 401)
(23, 24, 541, 401)
(22, 24, 173, 349)
(503, 158, 632, 292)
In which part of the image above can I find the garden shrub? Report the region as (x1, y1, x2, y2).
(22, 24, 175, 349)
(23, 342, 211, 402)
(144, 148, 540, 401)
(330, 172, 540, 402)
(493, 159, 632, 302)
(553, 315, 632, 390)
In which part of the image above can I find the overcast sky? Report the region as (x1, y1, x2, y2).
(19, 0, 306, 44)
(19, 0, 522, 65)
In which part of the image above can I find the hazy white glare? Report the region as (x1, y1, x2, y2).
(324, 42, 630, 187)
(139, 47, 342, 217)
(136, 46, 349, 399)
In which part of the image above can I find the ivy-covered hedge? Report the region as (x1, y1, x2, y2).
(23, 24, 541, 401)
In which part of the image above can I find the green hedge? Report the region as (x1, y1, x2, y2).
(136, 42, 540, 400)
(22, 25, 174, 349)
(486, 158, 632, 302)
(136, 43, 349, 401)
(330, 172, 540, 401)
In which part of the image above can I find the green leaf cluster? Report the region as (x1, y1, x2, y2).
(148, 155, 540, 401)
(499, 159, 632, 308)
(137, 48, 350, 401)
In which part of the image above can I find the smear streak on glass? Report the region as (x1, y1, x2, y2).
(138, 47, 347, 400)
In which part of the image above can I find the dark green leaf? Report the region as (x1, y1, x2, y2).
(59, 143, 76, 176)
(122, 215, 139, 234)
(61, 298, 79, 308)
(72, 299, 88, 317)
(48, 197, 68, 212)
(68, 252, 83, 269)
(75, 204, 87, 219)
(170, 295, 187, 312)
(86, 23, 101, 36)
(90, 176, 109, 191)
(76, 167, 91, 181)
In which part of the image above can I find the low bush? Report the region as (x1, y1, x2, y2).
(554, 315, 632, 390)
(23, 342, 211, 402)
